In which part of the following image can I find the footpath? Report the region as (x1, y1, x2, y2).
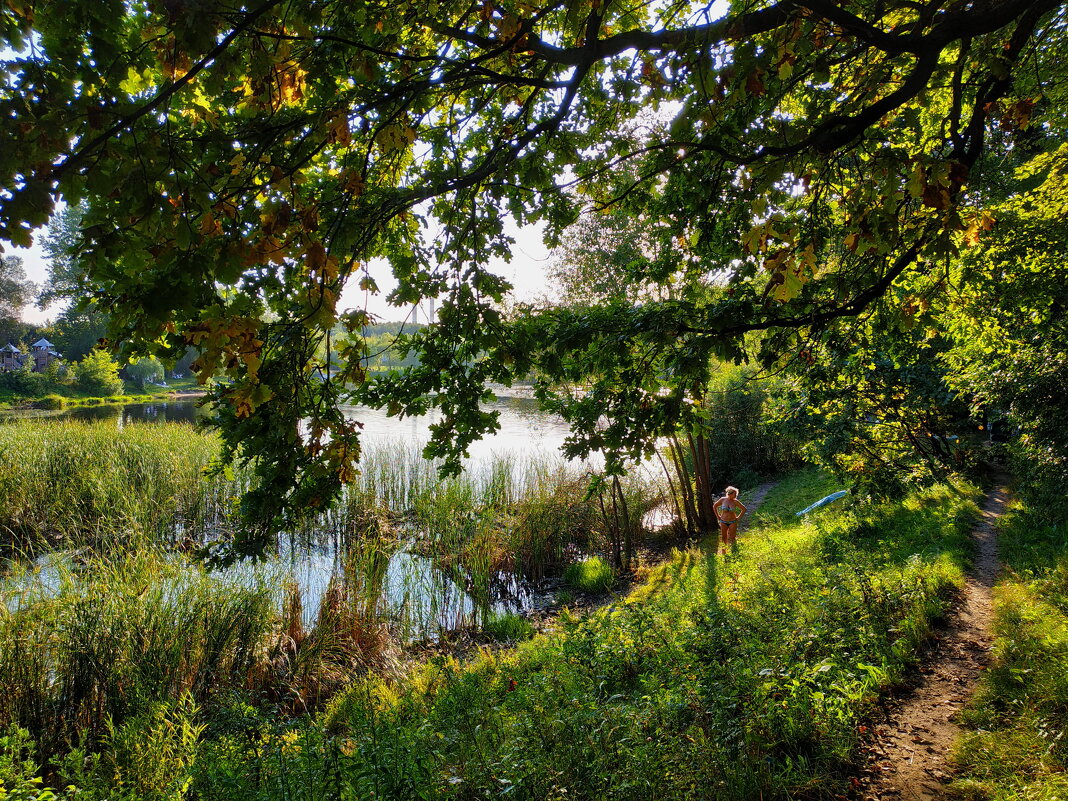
(851, 482, 1008, 800)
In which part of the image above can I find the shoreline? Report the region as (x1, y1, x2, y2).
(0, 387, 209, 413)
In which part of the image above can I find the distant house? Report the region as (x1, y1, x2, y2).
(0, 340, 63, 374)
(0, 343, 22, 372)
(30, 338, 62, 372)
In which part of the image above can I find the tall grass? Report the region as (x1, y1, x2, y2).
(0, 550, 276, 762)
(0, 546, 398, 779)
(1, 423, 658, 588)
(192, 474, 979, 801)
(0, 420, 221, 551)
(350, 442, 659, 584)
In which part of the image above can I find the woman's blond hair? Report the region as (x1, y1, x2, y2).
(725, 486, 739, 496)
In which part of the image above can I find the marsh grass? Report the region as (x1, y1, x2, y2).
(0, 549, 277, 763)
(0, 425, 640, 595)
(0, 420, 221, 552)
(190, 475, 978, 801)
(951, 501, 1068, 800)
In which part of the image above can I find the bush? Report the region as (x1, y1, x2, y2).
(59, 695, 202, 801)
(0, 364, 47, 397)
(35, 394, 65, 410)
(72, 350, 123, 397)
(0, 724, 68, 800)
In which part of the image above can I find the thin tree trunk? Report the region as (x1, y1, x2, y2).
(688, 432, 717, 538)
(612, 475, 632, 571)
(656, 448, 686, 536)
(668, 435, 698, 537)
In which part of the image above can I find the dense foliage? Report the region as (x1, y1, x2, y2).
(0, 255, 36, 344)
(1, 0, 1062, 527)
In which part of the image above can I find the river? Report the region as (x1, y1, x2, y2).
(4, 390, 624, 640)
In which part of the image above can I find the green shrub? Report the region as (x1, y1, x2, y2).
(34, 394, 65, 410)
(0, 365, 48, 397)
(0, 725, 66, 800)
(72, 350, 123, 397)
(59, 695, 202, 801)
(563, 556, 615, 593)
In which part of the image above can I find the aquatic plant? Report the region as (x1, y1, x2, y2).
(0, 420, 220, 551)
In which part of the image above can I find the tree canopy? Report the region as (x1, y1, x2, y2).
(1, 0, 1065, 528)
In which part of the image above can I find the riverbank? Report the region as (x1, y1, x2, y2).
(0, 377, 207, 411)
(192, 472, 977, 801)
(1, 468, 985, 800)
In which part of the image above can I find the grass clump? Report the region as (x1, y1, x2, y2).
(563, 555, 615, 593)
(951, 501, 1068, 800)
(483, 612, 536, 642)
(0, 546, 397, 786)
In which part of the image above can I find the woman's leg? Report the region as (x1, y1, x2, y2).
(724, 520, 739, 547)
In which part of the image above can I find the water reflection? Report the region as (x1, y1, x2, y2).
(4, 392, 610, 641)
(1, 400, 206, 426)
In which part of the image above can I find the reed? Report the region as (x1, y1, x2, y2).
(0, 549, 277, 763)
(0, 420, 221, 551)
(0, 545, 402, 774)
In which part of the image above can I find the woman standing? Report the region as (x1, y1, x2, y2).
(715, 486, 747, 553)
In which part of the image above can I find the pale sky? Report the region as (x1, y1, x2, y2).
(9, 217, 554, 326)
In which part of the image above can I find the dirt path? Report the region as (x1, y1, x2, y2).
(851, 483, 1009, 800)
(738, 481, 777, 536)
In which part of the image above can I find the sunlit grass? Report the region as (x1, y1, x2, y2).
(0, 419, 221, 551)
(563, 555, 614, 593)
(952, 500, 1068, 800)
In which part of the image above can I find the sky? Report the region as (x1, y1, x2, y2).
(9, 216, 555, 326)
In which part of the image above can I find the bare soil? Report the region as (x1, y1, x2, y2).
(849, 482, 1009, 800)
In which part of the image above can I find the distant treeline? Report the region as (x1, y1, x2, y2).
(354, 321, 427, 371)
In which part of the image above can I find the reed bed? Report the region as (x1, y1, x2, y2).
(0, 419, 221, 551)
(1, 421, 661, 576)
(0, 547, 396, 776)
(0, 549, 276, 762)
